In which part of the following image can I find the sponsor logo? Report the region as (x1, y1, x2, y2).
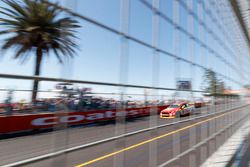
(31, 109, 149, 126)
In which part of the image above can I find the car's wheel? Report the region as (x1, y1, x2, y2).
(175, 111, 181, 118)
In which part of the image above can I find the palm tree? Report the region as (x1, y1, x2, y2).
(0, 0, 80, 102)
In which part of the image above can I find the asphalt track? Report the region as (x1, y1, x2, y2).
(0, 103, 247, 167)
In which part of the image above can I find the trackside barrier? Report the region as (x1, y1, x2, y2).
(1, 104, 247, 167)
(158, 107, 250, 167)
(0, 105, 167, 134)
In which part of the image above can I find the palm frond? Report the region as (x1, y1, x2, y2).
(0, 6, 21, 17)
(2, 0, 28, 17)
(0, 0, 80, 63)
(14, 44, 32, 59)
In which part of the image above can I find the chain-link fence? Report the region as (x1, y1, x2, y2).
(0, 0, 250, 167)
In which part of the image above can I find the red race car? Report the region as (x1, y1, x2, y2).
(160, 102, 193, 118)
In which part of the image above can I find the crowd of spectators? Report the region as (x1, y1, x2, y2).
(0, 86, 210, 115)
(42, 97, 168, 112)
(0, 96, 170, 115)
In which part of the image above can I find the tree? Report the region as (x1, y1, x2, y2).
(0, 0, 80, 102)
(244, 84, 250, 89)
(202, 69, 226, 96)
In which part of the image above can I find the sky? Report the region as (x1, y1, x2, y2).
(0, 0, 249, 102)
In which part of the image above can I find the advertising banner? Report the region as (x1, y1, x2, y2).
(0, 105, 168, 134)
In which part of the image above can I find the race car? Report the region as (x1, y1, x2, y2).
(160, 102, 193, 118)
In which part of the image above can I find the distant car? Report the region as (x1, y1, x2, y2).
(194, 102, 206, 108)
(160, 102, 193, 118)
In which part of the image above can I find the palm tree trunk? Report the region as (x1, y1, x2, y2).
(32, 48, 43, 102)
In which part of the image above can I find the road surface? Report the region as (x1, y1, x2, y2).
(0, 103, 247, 167)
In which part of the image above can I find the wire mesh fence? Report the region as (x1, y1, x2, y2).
(0, 0, 250, 167)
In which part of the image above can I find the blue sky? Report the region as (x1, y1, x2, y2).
(0, 0, 249, 102)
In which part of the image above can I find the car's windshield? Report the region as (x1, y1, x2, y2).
(169, 104, 179, 108)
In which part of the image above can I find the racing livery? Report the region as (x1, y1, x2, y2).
(160, 102, 193, 118)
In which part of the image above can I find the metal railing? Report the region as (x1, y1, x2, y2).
(0, 0, 250, 167)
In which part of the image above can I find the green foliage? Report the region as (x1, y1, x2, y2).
(244, 84, 250, 89)
(0, 0, 80, 62)
(202, 69, 226, 96)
